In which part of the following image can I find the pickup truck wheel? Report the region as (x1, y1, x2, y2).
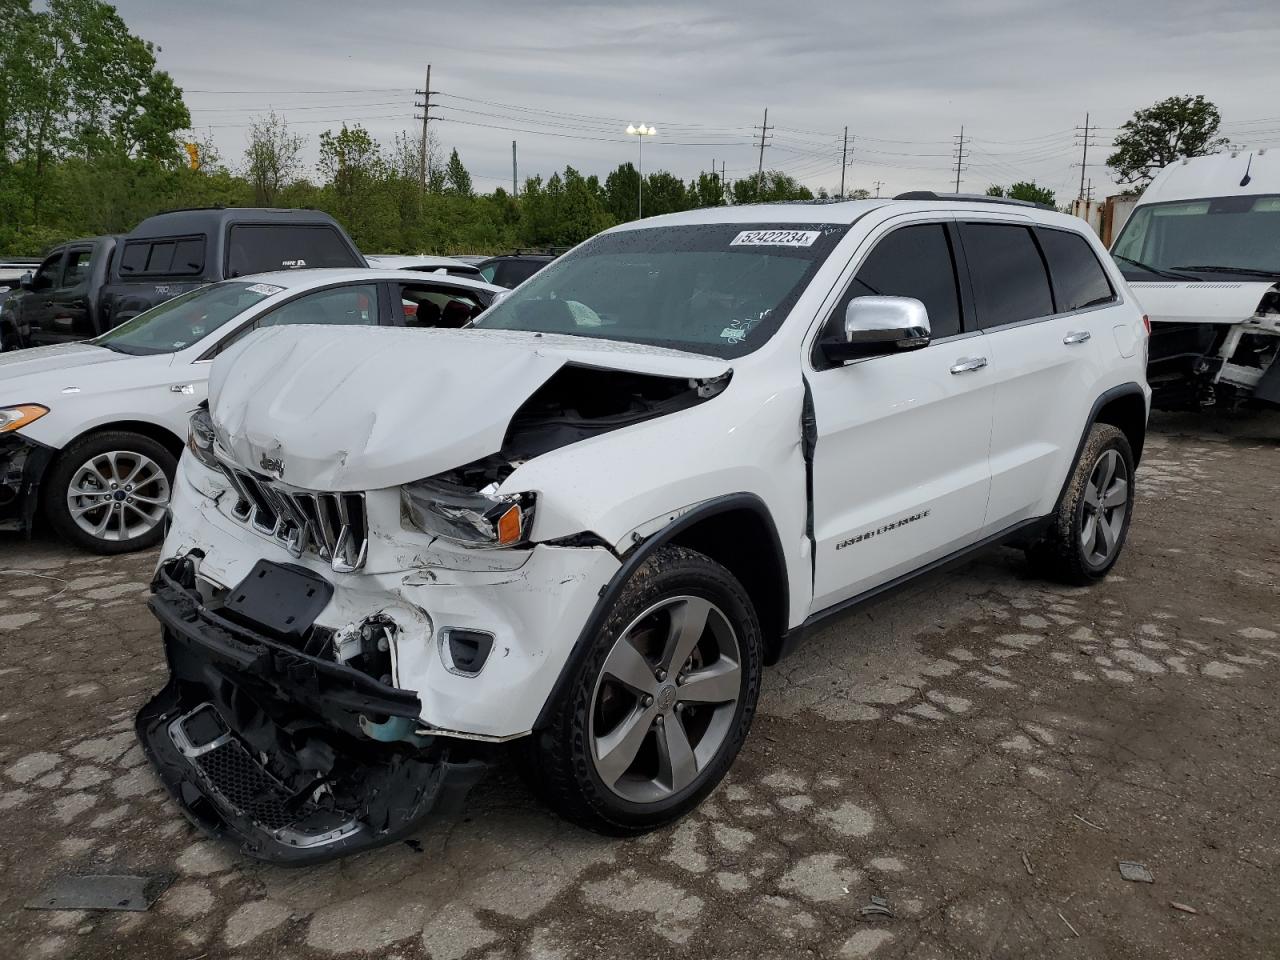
(44, 431, 175, 554)
(524, 545, 762, 836)
(1027, 423, 1134, 585)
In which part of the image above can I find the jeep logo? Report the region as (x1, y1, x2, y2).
(259, 454, 285, 477)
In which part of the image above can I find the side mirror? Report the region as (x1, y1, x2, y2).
(820, 296, 931, 364)
(19, 272, 33, 290)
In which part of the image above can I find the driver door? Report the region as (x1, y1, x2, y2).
(22, 250, 66, 347)
(808, 219, 995, 612)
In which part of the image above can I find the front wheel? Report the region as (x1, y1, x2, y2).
(44, 431, 176, 554)
(1027, 423, 1135, 585)
(524, 545, 763, 836)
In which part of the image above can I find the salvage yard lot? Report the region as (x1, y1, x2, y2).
(0, 411, 1277, 960)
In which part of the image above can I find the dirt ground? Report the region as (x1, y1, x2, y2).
(0, 410, 1277, 960)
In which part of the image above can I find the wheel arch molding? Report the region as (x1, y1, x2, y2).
(1054, 381, 1147, 515)
(532, 493, 789, 731)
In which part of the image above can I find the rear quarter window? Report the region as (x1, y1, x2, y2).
(1036, 228, 1116, 312)
(226, 225, 361, 277)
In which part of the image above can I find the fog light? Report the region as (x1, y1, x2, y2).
(440, 627, 495, 676)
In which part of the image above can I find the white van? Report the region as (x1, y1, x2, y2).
(1111, 150, 1280, 408)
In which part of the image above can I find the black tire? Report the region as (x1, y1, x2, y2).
(44, 430, 177, 554)
(1027, 423, 1135, 585)
(522, 545, 763, 836)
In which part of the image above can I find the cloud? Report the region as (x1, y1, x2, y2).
(120, 0, 1280, 200)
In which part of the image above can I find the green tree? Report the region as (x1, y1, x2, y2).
(603, 162, 640, 222)
(1107, 94, 1229, 187)
(444, 148, 473, 197)
(642, 171, 688, 217)
(732, 170, 813, 205)
(986, 181, 1056, 206)
(243, 112, 304, 205)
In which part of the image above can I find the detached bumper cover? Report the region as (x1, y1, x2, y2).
(136, 559, 486, 866)
(0, 433, 53, 534)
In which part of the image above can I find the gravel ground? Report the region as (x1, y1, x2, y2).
(1, 411, 1277, 960)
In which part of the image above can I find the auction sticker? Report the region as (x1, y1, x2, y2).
(730, 229, 820, 247)
(247, 283, 285, 296)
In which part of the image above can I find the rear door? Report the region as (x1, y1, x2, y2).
(808, 217, 995, 612)
(40, 245, 96, 344)
(959, 219, 1116, 533)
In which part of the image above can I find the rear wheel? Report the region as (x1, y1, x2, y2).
(524, 545, 762, 835)
(44, 431, 175, 554)
(1027, 423, 1134, 584)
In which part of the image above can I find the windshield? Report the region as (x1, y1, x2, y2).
(1112, 194, 1280, 281)
(471, 223, 850, 357)
(93, 281, 282, 355)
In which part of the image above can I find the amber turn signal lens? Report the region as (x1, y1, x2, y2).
(0, 403, 49, 433)
(496, 504, 523, 546)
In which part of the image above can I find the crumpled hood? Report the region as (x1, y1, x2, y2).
(0, 342, 132, 400)
(1127, 280, 1277, 326)
(209, 325, 731, 491)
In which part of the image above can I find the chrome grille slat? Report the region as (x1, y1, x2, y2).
(216, 462, 367, 571)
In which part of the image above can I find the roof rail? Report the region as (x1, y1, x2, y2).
(894, 190, 1054, 211)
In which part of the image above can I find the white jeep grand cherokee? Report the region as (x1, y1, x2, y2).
(138, 196, 1150, 863)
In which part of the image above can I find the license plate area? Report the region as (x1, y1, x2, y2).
(221, 559, 334, 644)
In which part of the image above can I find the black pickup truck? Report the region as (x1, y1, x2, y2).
(1, 208, 366, 351)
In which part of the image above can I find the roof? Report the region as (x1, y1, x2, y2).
(228, 267, 503, 296)
(126, 207, 347, 239)
(605, 197, 1084, 232)
(366, 254, 481, 274)
(1138, 149, 1277, 205)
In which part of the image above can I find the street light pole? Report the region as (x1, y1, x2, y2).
(626, 123, 656, 218)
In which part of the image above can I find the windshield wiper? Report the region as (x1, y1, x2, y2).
(1171, 264, 1280, 279)
(1113, 255, 1200, 281)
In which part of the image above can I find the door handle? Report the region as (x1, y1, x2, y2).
(1063, 330, 1092, 345)
(949, 356, 988, 375)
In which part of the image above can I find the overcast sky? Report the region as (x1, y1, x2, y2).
(117, 0, 1280, 203)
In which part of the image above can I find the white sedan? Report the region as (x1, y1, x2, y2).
(0, 268, 502, 553)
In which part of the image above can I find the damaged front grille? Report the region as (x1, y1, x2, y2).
(169, 704, 361, 849)
(217, 462, 368, 572)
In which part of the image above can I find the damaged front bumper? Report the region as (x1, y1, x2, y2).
(0, 433, 53, 534)
(136, 557, 487, 865)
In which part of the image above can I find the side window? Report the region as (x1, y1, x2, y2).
(118, 237, 206, 277)
(227, 225, 361, 277)
(1036, 228, 1115, 312)
(396, 283, 486, 328)
(257, 284, 379, 329)
(961, 222, 1054, 329)
(828, 224, 963, 341)
(62, 250, 92, 286)
(32, 252, 63, 290)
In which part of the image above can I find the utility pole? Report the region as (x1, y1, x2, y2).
(512, 140, 518, 196)
(1074, 112, 1097, 202)
(721, 160, 727, 203)
(414, 64, 433, 192)
(953, 125, 967, 194)
(754, 107, 772, 194)
(840, 126, 848, 198)
(873, 179, 884, 198)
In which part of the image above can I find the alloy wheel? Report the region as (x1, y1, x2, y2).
(589, 595, 742, 804)
(1080, 448, 1128, 567)
(67, 450, 171, 542)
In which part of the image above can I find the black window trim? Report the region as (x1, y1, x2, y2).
(34, 248, 68, 289)
(809, 217, 973, 371)
(120, 233, 207, 279)
(195, 280, 388, 362)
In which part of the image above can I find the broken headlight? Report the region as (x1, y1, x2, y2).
(401, 475, 535, 548)
(186, 406, 220, 470)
